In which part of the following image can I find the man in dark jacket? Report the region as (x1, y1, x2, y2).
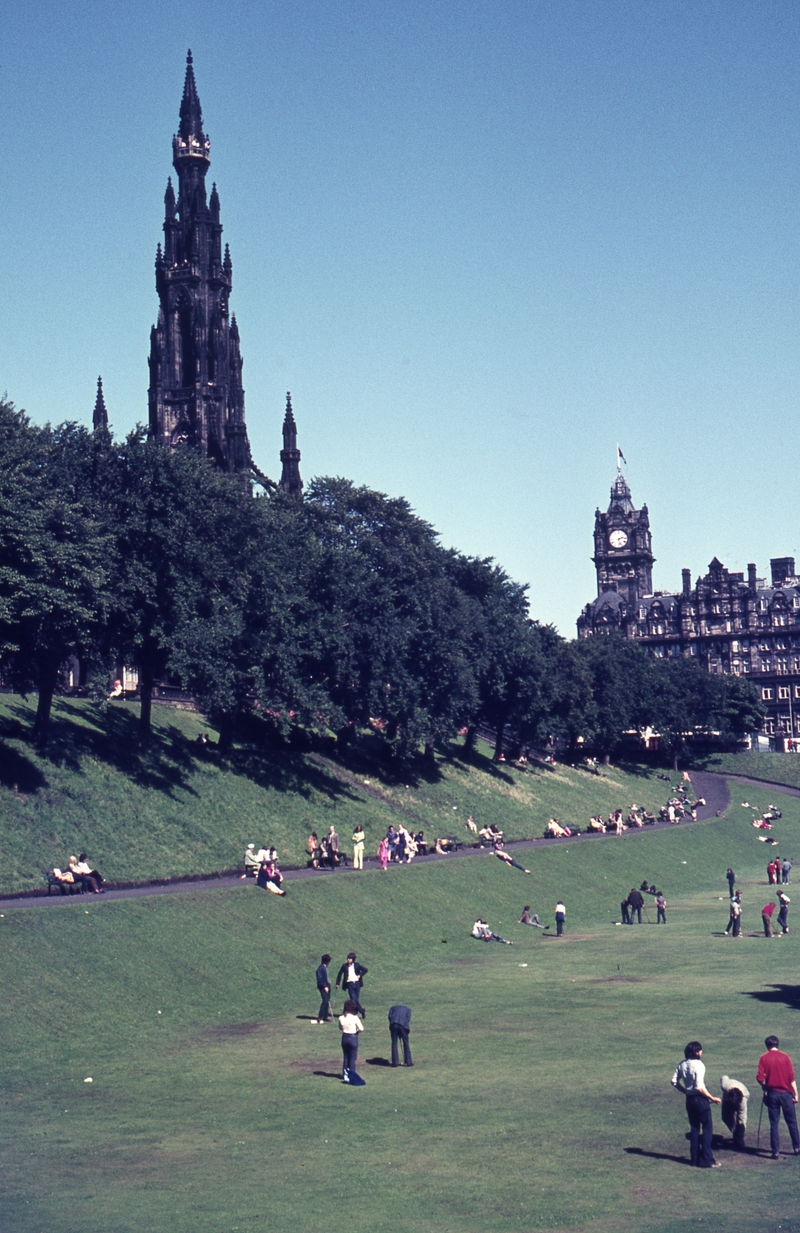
(388, 1004, 413, 1067)
(335, 952, 368, 1017)
(627, 887, 644, 924)
(315, 954, 332, 1023)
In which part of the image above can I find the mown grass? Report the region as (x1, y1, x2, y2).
(3, 782, 800, 1233)
(705, 749, 800, 792)
(0, 695, 671, 894)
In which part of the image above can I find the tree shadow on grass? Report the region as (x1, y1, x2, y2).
(4, 696, 362, 809)
(0, 738, 47, 793)
(741, 984, 800, 1011)
(5, 699, 203, 800)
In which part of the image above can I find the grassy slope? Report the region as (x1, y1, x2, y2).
(3, 780, 800, 1233)
(705, 749, 800, 791)
(0, 695, 671, 894)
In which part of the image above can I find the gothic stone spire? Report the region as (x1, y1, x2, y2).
(279, 391, 303, 496)
(148, 52, 251, 474)
(92, 376, 108, 431)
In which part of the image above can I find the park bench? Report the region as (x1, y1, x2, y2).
(44, 870, 86, 896)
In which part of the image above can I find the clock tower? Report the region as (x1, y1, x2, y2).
(591, 469, 654, 605)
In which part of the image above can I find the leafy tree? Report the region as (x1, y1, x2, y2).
(0, 404, 111, 746)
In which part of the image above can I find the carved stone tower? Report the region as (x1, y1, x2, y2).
(92, 376, 109, 432)
(279, 392, 303, 496)
(148, 51, 251, 473)
(591, 469, 654, 605)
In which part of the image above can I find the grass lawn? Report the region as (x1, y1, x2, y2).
(3, 780, 800, 1232)
(705, 749, 800, 792)
(0, 694, 672, 894)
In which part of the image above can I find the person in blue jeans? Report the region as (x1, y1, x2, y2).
(315, 954, 332, 1023)
(555, 900, 566, 936)
(671, 1041, 722, 1168)
(338, 1000, 365, 1085)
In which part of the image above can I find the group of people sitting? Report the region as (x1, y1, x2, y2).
(242, 843, 285, 894)
(545, 779, 707, 840)
(50, 854, 104, 894)
(306, 828, 343, 869)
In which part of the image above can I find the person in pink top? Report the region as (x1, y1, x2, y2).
(756, 1036, 800, 1158)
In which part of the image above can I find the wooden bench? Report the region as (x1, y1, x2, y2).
(45, 871, 86, 896)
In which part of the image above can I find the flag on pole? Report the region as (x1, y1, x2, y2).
(617, 445, 627, 468)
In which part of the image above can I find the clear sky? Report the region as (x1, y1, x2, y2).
(2, 1, 799, 635)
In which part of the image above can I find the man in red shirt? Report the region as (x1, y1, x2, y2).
(757, 1035, 800, 1158)
(762, 901, 776, 937)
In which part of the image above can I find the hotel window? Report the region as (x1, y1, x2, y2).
(762, 688, 774, 700)
(779, 687, 790, 700)
(731, 641, 740, 653)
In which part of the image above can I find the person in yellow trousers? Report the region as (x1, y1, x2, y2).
(352, 824, 365, 869)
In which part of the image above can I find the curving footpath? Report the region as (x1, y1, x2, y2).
(0, 769, 739, 912)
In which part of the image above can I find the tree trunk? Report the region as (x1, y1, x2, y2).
(494, 720, 506, 761)
(462, 725, 477, 760)
(217, 711, 235, 753)
(424, 735, 436, 765)
(138, 657, 154, 747)
(32, 663, 58, 750)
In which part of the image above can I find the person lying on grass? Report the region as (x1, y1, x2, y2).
(472, 919, 512, 944)
(494, 847, 531, 874)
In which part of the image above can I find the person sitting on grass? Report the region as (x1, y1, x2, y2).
(434, 836, 454, 854)
(546, 818, 567, 838)
(494, 847, 531, 874)
(472, 919, 512, 944)
(257, 859, 286, 895)
(519, 906, 546, 928)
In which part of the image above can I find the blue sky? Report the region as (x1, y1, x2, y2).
(2, 0, 799, 634)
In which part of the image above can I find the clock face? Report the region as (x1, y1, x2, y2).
(609, 530, 628, 549)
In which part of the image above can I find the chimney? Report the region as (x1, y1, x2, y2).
(748, 563, 757, 590)
(682, 569, 691, 597)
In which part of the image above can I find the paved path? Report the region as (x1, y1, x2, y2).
(0, 769, 755, 913)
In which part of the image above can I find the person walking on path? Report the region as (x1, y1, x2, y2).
(352, 825, 365, 870)
(555, 899, 566, 937)
(756, 1036, 800, 1158)
(377, 835, 389, 871)
(782, 858, 792, 885)
(777, 891, 791, 934)
(656, 891, 667, 924)
(726, 868, 736, 897)
(314, 954, 332, 1023)
(671, 1040, 722, 1168)
(327, 826, 340, 868)
(338, 999, 365, 1085)
(627, 887, 644, 924)
(762, 900, 777, 937)
(335, 952, 368, 1017)
(388, 1004, 413, 1067)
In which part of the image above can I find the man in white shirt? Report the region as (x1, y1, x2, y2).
(671, 1041, 722, 1168)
